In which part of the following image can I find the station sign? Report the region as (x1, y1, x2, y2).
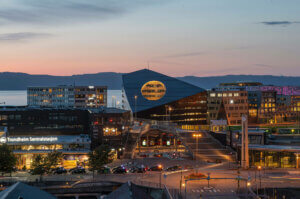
(0, 136, 58, 143)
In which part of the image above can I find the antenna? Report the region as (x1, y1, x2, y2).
(147, 61, 150, 70)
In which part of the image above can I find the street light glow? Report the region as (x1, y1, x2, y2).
(193, 133, 202, 138)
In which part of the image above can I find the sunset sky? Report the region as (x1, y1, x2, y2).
(0, 0, 299, 76)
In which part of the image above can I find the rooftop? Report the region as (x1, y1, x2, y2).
(0, 182, 56, 199)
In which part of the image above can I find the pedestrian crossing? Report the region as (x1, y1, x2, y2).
(191, 188, 235, 194)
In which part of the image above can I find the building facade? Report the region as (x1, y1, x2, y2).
(0, 106, 131, 168)
(122, 69, 207, 130)
(89, 108, 131, 149)
(27, 85, 107, 108)
(209, 83, 300, 127)
(207, 90, 248, 126)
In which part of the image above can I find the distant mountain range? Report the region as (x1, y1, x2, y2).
(0, 72, 299, 90)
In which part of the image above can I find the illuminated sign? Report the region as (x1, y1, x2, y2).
(141, 81, 166, 101)
(0, 136, 58, 143)
(142, 140, 147, 146)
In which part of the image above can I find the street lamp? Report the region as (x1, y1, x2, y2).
(180, 181, 185, 197)
(134, 95, 138, 121)
(258, 165, 262, 189)
(158, 164, 163, 188)
(168, 106, 172, 122)
(180, 169, 183, 194)
(193, 133, 202, 161)
(247, 181, 251, 197)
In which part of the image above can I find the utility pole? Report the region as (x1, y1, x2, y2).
(241, 114, 249, 169)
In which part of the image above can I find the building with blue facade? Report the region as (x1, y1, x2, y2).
(122, 69, 207, 130)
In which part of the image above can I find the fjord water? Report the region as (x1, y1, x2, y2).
(0, 90, 27, 106)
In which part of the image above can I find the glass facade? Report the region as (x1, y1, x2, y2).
(138, 92, 207, 127)
(248, 150, 297, 168)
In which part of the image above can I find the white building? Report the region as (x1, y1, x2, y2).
(27, 85, 107, 108)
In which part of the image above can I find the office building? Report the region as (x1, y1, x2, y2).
(209, 82, 300, 126)
(27, 85, 107, 108)
(207, 90, 248, 126)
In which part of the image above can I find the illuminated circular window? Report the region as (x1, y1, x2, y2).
(141, 80, 166, 101)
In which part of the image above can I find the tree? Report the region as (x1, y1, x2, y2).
(31, 151, 62, 175)
(0, 144, 17, 176)
(88, 145, 113, 173)
(44, 151, 63, 173)
(31, 154, 46, 176)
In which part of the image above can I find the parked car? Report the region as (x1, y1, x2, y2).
(98, 166, 111, 174)
(165, 165, 182, 172)
(149, 165, 163, 171)
(69, 166, 86, 174)
(112, 166, 127, 174)
(130, 166, 146, 173)
(53, 167, 67, 174)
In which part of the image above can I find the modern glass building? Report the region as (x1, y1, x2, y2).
(123, 69, 207, 130)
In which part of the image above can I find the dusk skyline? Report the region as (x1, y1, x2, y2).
(0, 0, 300, 77)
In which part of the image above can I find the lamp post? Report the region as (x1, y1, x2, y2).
(258, 165, 262, 189)
(158, 164, 163, 188)
(134, 95, 138, 121)
(247, 181, 251, 198)
(180, 169, 183, 194)
(168, 106, 172, 122)
(237, 168, 240, 193)
(193, 133, 202, 161)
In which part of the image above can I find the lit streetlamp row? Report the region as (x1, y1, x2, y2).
(192, 133, 202, 138)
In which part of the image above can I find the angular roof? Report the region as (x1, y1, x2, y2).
(123, 69, 205, 112)
(0, 182, 56, 199)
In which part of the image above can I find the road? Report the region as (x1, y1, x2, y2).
(3, 159, 300, 199)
